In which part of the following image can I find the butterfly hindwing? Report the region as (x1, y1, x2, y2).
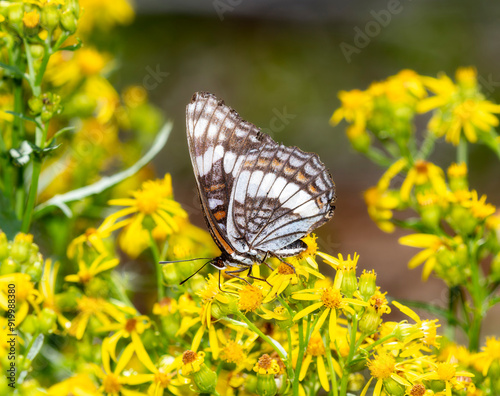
(227, 143, 335, 253)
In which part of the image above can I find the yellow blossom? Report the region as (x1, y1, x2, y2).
(238, 284, 264, 313)
(105, 174, 187, 258)
(23, 10, 40, 28)
(65, 253, 119, 284)
(0, 273, 42, 325)
(297, 332, 330, 391)
(400, 160, 447, 202)
(330, 89, 373, 135)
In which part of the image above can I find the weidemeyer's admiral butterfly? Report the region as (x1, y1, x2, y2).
(164, 92, 336, 285)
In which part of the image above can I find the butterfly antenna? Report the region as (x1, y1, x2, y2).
(179, 259, 213, 286)
(159, 257, 211, 264)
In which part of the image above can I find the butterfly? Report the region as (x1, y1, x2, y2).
(184, 92, 336, 283)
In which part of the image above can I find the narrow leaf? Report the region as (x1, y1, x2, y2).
(34, 122, 173, 217)
(0, 61, 28, 80)
(4, 111, 42, 129)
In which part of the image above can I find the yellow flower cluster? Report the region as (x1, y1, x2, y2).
(4, 227, 485, 396)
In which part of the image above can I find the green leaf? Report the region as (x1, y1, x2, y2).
(58, 38, 83, 52)
(17, 334, 44, 385)
(47, 126, 75, 145)
(34, 121, 173, 217)
(4, 111, 42, 130)
(0, 61, 28, 80)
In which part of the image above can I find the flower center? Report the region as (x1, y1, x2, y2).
(257, 354, 273, 370)
(182, 350, 198, 364)
(321, 288, 342, 309)
(410, 384, 426, 396)
(277, 263, 295, 275)
(238, 285, 263, 313)
(368, 353, 395, 379)
(436, 363, 456, 381)
(125, 318, 137, 333)
(154, 370, 172, 387)
(306, 334, 325, 356)
(221, 340, 245, 364)
(103, 373, 121, 393)
(134, 189, 161, 214)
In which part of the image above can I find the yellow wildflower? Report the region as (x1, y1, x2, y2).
(400, 160, 447, 202)
(398, 233, 459, 280)
(65, 253, 119, 284)
(23, 11, 40, 28)
(330, 89, 373, 135)
(298, 332, 330, 391)
(293, 273, 367, 340)
(105, 174, 187, 258)
(0, 273, 42, 325)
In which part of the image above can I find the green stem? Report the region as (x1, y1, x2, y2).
(457, 138, 468, 166)
(325, 334, 338, 396)
(292, 319, 305, 396)
(21, 159, 41, 232)
(149, 231, 164, 301)
(339, 315, 358, 395)
(417, 131, 437, 160)
(236, 312, 287, 360)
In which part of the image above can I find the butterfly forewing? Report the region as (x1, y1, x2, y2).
(186, 91, 335, 267)
(186, 92, 277, 253)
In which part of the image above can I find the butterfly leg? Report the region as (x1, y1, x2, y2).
(269, 252, 296, 274)
(224, 267, 253, 285)
(245, 266, 273, 288)
(259, 252, 275, 272)
(218, 270, 239, 296)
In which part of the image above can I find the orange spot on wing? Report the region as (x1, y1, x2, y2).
(308, 184, 318, 194)
(297, 172, 306, 182)
(214, 211, 226, 221)
(272, 159, 281, 167)
(284, 166, 294, 174)
(205, 184, 225, 192)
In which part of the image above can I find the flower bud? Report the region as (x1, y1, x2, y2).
(341, 269, 358, 298)
(7, 4, 24, 31)
(38, 307, 57, 334)
(28, 96, 43, 115)
(11, 233, 34, 263)
(30, 44, 44, 59)
(60, 10, 77, 34)
(0, 258, 18, 275)
(23, 10, 41, 36)
(358, 308, 381, 333)
(256, 373, 277, 396)
(181, 351, 217, 393)
(162, 263, 180, 285)
(383, 378, 405, 396)
(347, 373, 365, 392)
(448, 205, 476, 236)
(40, 5, 59, 31)
(20, 314, 39, 334)
(25, 259, 42, 281)
(359, 270, 377, 300)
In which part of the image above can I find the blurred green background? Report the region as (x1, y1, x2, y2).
(113, 0, 500, 336)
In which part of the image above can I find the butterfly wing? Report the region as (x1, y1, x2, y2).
(186, 92, 275, 254)
(226, 141, 336, 253)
